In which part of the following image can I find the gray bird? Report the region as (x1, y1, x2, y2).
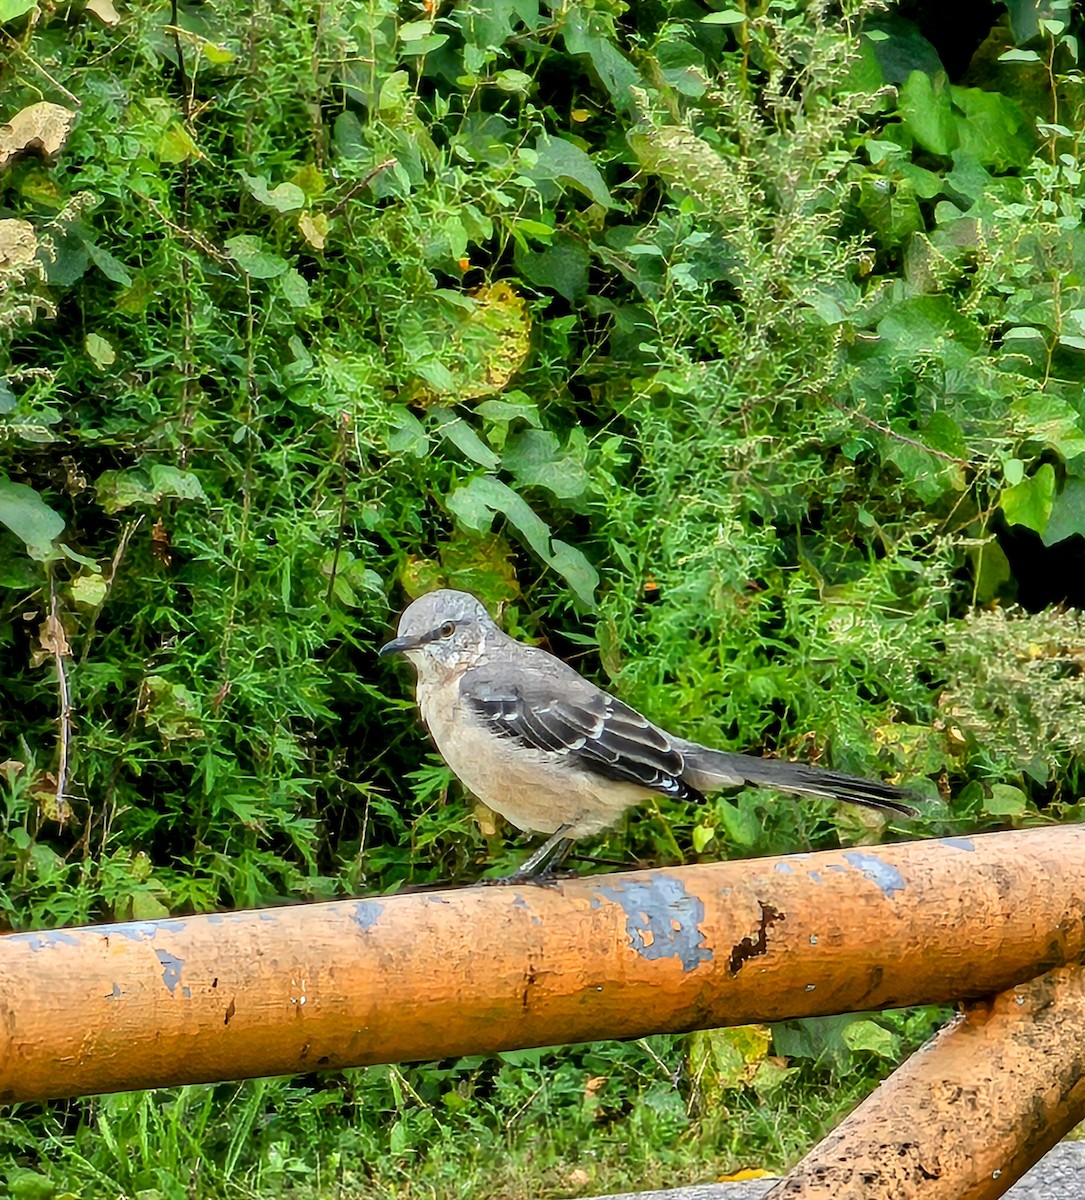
(379, 589, 917, 880)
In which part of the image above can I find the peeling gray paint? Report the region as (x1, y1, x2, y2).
(155, 949, 184, 994)
(774, 862, 793, 874)
(96, 918, 186, 943)
(941, 837, 976, 852)
(808, 870, 823, 883)
(353, 900, 384, 931)
(591, 875, 712, 973)
(9, 929, 80, 951)
(843, 851, 906, 898)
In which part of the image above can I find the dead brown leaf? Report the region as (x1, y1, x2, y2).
(31, 612, 72, 667)
(0, 218, 36, 270)
(298, 211, 327, 250)
(85, 0, 120, 24)
(0, 102, 77, 171)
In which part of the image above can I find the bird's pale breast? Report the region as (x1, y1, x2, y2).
(418, 674, 648, 837)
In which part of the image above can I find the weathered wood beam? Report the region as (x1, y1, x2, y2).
(768, 962, 1085, 1200)
(0, 827, 1081, 1103)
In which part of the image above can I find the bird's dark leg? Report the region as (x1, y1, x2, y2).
(484, 825, 577, 885)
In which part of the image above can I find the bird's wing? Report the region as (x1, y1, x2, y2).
(460, 655, 704, 802)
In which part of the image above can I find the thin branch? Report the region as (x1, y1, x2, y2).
(327, 158, 397, 217)
(139, 194, 229, 263)
(47, 568, 72, 825)
(79, 515, 143, 665)
(0, 31, 82, 107)
(830, 400, 971, 467)
(169, 0, 192, 119)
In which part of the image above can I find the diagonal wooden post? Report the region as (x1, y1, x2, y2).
(769, 963, 1085, 1200)
(0, 827, 1081, 1107)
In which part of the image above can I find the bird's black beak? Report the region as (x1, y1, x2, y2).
(378, 635, 414, 658)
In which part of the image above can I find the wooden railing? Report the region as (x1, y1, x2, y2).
(1, 826, 1082, 1199)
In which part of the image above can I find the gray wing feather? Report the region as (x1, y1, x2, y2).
(460, 661, 703, 802)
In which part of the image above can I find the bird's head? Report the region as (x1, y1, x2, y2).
(379, 589, 498, 677)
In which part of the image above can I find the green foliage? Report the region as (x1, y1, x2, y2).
(1, 0, 1085, 1194)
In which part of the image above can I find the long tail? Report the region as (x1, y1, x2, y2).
(679, 744, 919, 818)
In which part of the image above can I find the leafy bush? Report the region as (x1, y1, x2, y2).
(1, 0, 1083, 1194)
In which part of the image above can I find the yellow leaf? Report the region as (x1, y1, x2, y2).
(410, 281, 531, 404)
(200, 41, 235, 64)
(157, 122, 200, 164)
(473, 800, 498, 838)
(298, 211, 328, 250)
(718, 1168, 773, 1182)
(291, 162, 326, 199)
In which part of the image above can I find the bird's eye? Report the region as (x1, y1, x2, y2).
(440, 621, 456, 638)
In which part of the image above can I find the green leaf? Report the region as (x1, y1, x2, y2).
(701, 10, 745, 23)
(241, 172, 307, 214)
(95, 466, 207, 514)
(841, 1019, 900, 1059)
(1010, 393, 1085, 460)
(719, 795, 761, 847)
(501, 428, 590, 500)
(0, 478, 64, 561)
(385, 409, 430, 458)
(983, 784, 1028, 816)
(0, 0, 35, 21)
(949, 87, 1034, 170)
(85, 332, 116, 370)
(561, 6, 641, 116)
(84, 240, 134, 287)
(1000, 464, 1056, 534)
(278, 268, 311, 309)
(692, 823, 716, 852)
(876, 295, 983, 361)
(70, 573, 108, 608)
(528, 134, 614, 208)
(898, 71, 958, 156)
(494, 69, 533, 94)
(225, 235, 289, 279)
(1042, 476, 1085, 547)
(8, 1168, 56, 1200)
(431, 410, 501, 470)
(446, 475, 597, 604)
(475, 397, 541, 428)
(547, 539, 598, 607)
(157, 122, 200, 164)
(514, 232, 590, 302)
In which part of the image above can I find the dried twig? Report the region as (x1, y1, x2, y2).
(140, 194, 229, 262)
(0, 31, 82, 107)
(328, 158, 397, 217)
(47, 568, 71, 825)
(79, 515, 143, 665)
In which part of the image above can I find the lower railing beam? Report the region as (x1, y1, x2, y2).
(767, 963, 1085, 1200)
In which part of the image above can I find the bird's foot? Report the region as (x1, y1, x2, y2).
(477, 867, 576, 888)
